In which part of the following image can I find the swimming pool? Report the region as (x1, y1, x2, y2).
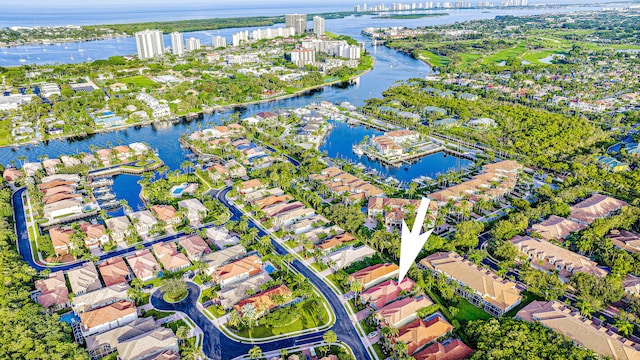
(170, 183, 187, 197)
(59, 311, 80, 324)
(264, 262, 277, 274)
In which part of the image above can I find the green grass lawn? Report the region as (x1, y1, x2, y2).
(419, 50, 450, 67)
(142, 309, 173, 320)
(164, 319, 188, 333)
(505, 291, 543, 318)
(453, 298, 492, 322)
(118, 75, 159, 88)
(0, 119, 12, 146)
(231, 299, 330, 338)
(482, 43, 527, 65)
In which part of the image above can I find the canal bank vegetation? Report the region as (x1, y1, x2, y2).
(0, 179, 89, 359)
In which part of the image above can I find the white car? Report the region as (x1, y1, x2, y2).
(367, 331, 378, 339)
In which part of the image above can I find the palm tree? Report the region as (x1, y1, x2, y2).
(180, 344, 201, 360)
(175, 326, 190, 343)
(248, 345, 262, 359)
(350, 281, 364, 301)
(131, 278, 144, 291)
(160, 278, 187, 300)
(227, 310, 242, 329)
(323, 330, 337, 346)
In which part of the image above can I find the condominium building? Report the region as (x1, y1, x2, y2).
(285, 13, 307, 35)
(135, 29, 165, 59)
(212, 36, 227, 48)
(313, 16, 325, 35)
(290, 47, 316, 67)
(170, 32, 184, 56)
(186, 37, 201, 52)
(231, 31, 249, 47)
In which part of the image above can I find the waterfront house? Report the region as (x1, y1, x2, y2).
(360, 279, 415, 310)
(43, 199, 83, 221)
(71, 283, 130, 314)
(233, 284, 292, 316)
(322, 245, 376, 270)
(412, 339, 473, 360)
(113, 145, 133, 162)
(607, 229, 640, 253)
(33, 271, 70, 312)
(22, 162, 42, 176)
(96, 149, 113, 166)
(569, 194, 627, 225)
(128, 210, 158, 238)
(2, 167, 22, 182)
(374, 296, 434, 329)
(80, 300, 138, 337)
(105, 216, 131, 243)
(98, 257, 132, 286)
(349, 263, 400, 290)
(42, 158, 61, 175)
(178, 234, 211, 261)
(394, 316, 453, 355)
(116, 327, 179, 360)
(213, 254, 262, 288)
(150, 205, 181, 231)
(152, 242, 191, 272)
(177, 198, 208, 225)
(510, 235, 607, 281)
(67, 262, 102, 295)
(516, 301, 640, 360)
(419, 252, 521, 317)
(531, 215, 586, 242)
(218, 272, 273, 310)
(126, 250, 161, 281)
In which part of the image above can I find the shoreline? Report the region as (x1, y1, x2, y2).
(2, 63, 374, 151)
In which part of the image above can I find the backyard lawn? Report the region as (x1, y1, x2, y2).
(453, 298, 492, 322)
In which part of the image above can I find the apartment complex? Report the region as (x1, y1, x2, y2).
(135, 29, 165, 59)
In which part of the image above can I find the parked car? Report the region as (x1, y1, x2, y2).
(367, 331, 378, 339)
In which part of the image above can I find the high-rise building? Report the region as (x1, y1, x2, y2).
(212, 36, 227, 48)
(170, 32, 184, 56)
(135, 30, 165, 59)
(285, 14, 307, 35)
(313, 16, 325, 36)
(290, 47, 316, 67)
(232, 31, 249, 47)
(186, 37, 201, 52)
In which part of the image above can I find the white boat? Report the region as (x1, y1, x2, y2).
(352, 145, 364, 155)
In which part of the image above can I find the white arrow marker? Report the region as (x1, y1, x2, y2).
(398, 197, 434, 283)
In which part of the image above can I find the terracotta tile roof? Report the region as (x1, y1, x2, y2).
(152, 242, 191, 271)
(234, 284, 292, 314)
(420, 252, 521, 312)
(80, 300, 136, 330)
(179, 234, 211, 258)
(361, 279, 415, 309)
(126, 250, 161, 280)
(240, 179, 262, 191)
(413, 339, 473, 360)
(349, 263, 400, 289)
(214, 255, 262, 283)
(570, 194, 627, 225)
(34, 271, 69, 309)
(517, 301, 640, 360)
(375, 296, 434, 328)
(532, 215, 586, 241)
(80, 223, 107, 240)
(254, 194, 293, 209)
(150, 205, 178, 221)
(43, 192, 82, 205)
(396, 317, 453, 355)
(98, 257, 131, 286)
(49, 227, 73, 248)
(263, 201, 306, 217)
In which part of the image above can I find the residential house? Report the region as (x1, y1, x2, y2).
(254, 194, 293, 210)
(517, 301, 640, 360)
(96, 149, 113, 165)
(532, 215, 586, 241)
(310, 167, 385, 202)
(67, 262, 102, 295)
(202, 244, 247, 275)
(233, 284, 292, 315)
(150, 205, 181, 231)
(322, 245, 376, 270)
(113, 145, 133, 162)
(33, 271, 70, 311)
(624, 274, 640, 297)
(205, 226, 240, 249)
(285, 215, 329, 235)
(2, 167, 22, 182)
(126, 250, 161, 281)
(272, 207, 316, 228)
(238, 179, 265, 194)
(597, 156, 630, 172)
(177, 198, 208, 225)
(105, 216, 131, 243)
(128, 210, 158, 238)
(569, 194, 627, 225)
(42, 158, 61, 175)
(243, 188, 285, 203)
(85, 317, 156, 359)
(317, 232, 355, 253)
(360, 279, 415, 310)
(43, 199, 83, 221)
(152, 242, 191, 272)
(80, 300, 138, 337)
(22, 162, 42, 176)
(179, 234, 211, 261)
(98, 257, 132, 286)
(419, 252, 521, 317)
(608, 229, 640, 253)
(71, 283, 130, 314)
(213, 254, 262, 288)
(49, 227, 74, 256)
(349, 263, 400, 289)
(413, 339, 473, 360)
(510, 235, 607, 281)
(395, 316, 453, 355)
(375, 296, 434, 328)
(218, 273, 273, 309)
(116, 327, 179, 360)
(80, 222, 110, 248)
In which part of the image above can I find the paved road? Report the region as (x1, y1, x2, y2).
(216, 186, 372, 360)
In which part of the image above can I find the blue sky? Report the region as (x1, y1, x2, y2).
(8, 0, 349, 8)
